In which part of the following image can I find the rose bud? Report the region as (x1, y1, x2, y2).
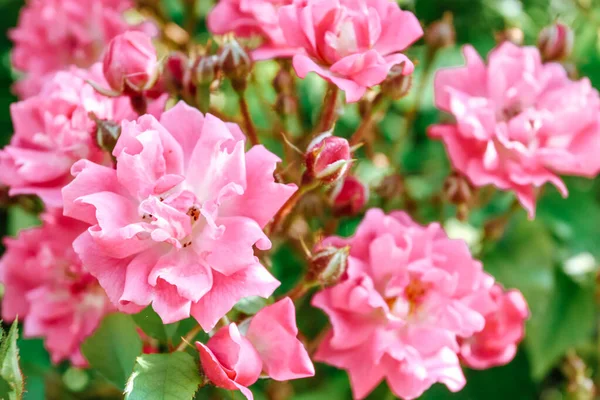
(443, 172, 475, 221)
(330, 176, 369, 217)
(163, 52, 192, 94)
(307, 245, 350, 286)
(380, 62, 412, 100)
(538, 22, 574, 62)
(218, 36, 252, 91)
(193, 54, 220, 86)
(304, 132, 352, 185)
(102, 31, 159, 94)
(424, 12, 456, 51)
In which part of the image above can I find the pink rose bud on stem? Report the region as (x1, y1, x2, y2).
(381, 62, 413, 100)
(330, 176, 369, 217)
(163, 52, 193, 96)
(192, 54, 220, 112)
(103, 31, 159, 95)
(307, 245, 350, 286)
(218, 36, 252, 92)
(304, 132, 352, 185)
(538, 22, 574, 62)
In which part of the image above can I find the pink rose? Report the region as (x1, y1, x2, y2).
(0, 210, 113, 366)
(10, 0, 137, 98)
(103, 31, 159, 94)
(0, 64, 165, 208)
(62, 101, 297, 330)
(460, 285, 529, 369)
(279, 0, 423, 102)
(429, 43, 600, 217)
(207, 0, 299, 60)
(312, 209, 496, 399)
(196, 298, 314, 399)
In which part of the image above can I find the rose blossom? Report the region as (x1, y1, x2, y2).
(0, 211, 113, 366)
(279, 0, 423, 102)
(196, 298, 314, 399)
(312, 209, 497, 399)
(62, 101, 296, 330)
(0, 64, 165, 208)
(10, 0, 140, 98)
(459, 284, 529, 369)
(429, 42, 600, 217)
(207, 0, 299, 60)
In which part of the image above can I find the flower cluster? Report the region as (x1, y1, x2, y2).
(430, 43, 600, 217)
(0, 64, 164, 208)
(0, 211, 113, 366)
(63, 101, 296, 330)
(8, 0, 593, 399)
(311, 209, 524, 399)
(10, 0, 145, 98)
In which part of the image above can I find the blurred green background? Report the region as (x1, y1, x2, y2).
(2, 0, 600, 399)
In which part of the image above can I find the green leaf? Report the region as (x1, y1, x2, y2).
(132, 307, 179, 343)
(233, 296, 268, 315)
(525, 269, 595, 380)
(125, 352, 201, 400)
(81, 313, 143, 389)
(0, 320, 24, 400)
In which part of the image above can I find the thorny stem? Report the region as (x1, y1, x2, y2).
(238, 91, 260, 146)
(267, 181, 319, 236)
(175, 324, 203, 352)
(314, 84, 340, 135)
(350, 92, 387, 146)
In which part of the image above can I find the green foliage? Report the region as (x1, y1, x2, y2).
(133, 307, 179, 343)
(0, 321, 24, 400)
(81, 314, 143, 390)
(124, 353, 201, 400)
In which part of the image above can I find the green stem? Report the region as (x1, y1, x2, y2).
(267, 180, 319, 235)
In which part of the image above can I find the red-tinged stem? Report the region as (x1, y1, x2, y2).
(315, 84, 340, 135)
(238, 93, 260, 146)
(267, 180, 318, 235)
(350, 92, 387, 146)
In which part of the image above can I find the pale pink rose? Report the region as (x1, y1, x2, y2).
(0, 64, 165, 208)
(196, 298, 314, 400)
(279, 0, 423, 102)
(62, 101, 297, 330)
(430, 43, 600, 218)
(103, 31, 159, 94)
(207, 0, 299, 60)
(10, 0, 139, 98)
(312, 209, 496, 399)
(459, 285, 529, 369)
(0, 210, 113, 367)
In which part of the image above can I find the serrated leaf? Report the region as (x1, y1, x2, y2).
(0, 320, 24, 400)
(132, 307, 179, 342)
(125, 352, 201, 400)
(81, 313, 142, 389)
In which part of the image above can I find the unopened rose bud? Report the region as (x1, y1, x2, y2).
(102, 31, 159, 94)
(380, 62, 412, 100)
(330, 176, 369, 216)
(305, 132, 352, 184)
(307, 245, 350, 286)
(273, 69, 293, 93)
(163, 52, 192, 93)
(424, 12, 456, 50)
(193, 54, 219, 86)
(218, 37, 252, 91)
(538, 22, 574, 62)
(443, 172, 475, 221)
